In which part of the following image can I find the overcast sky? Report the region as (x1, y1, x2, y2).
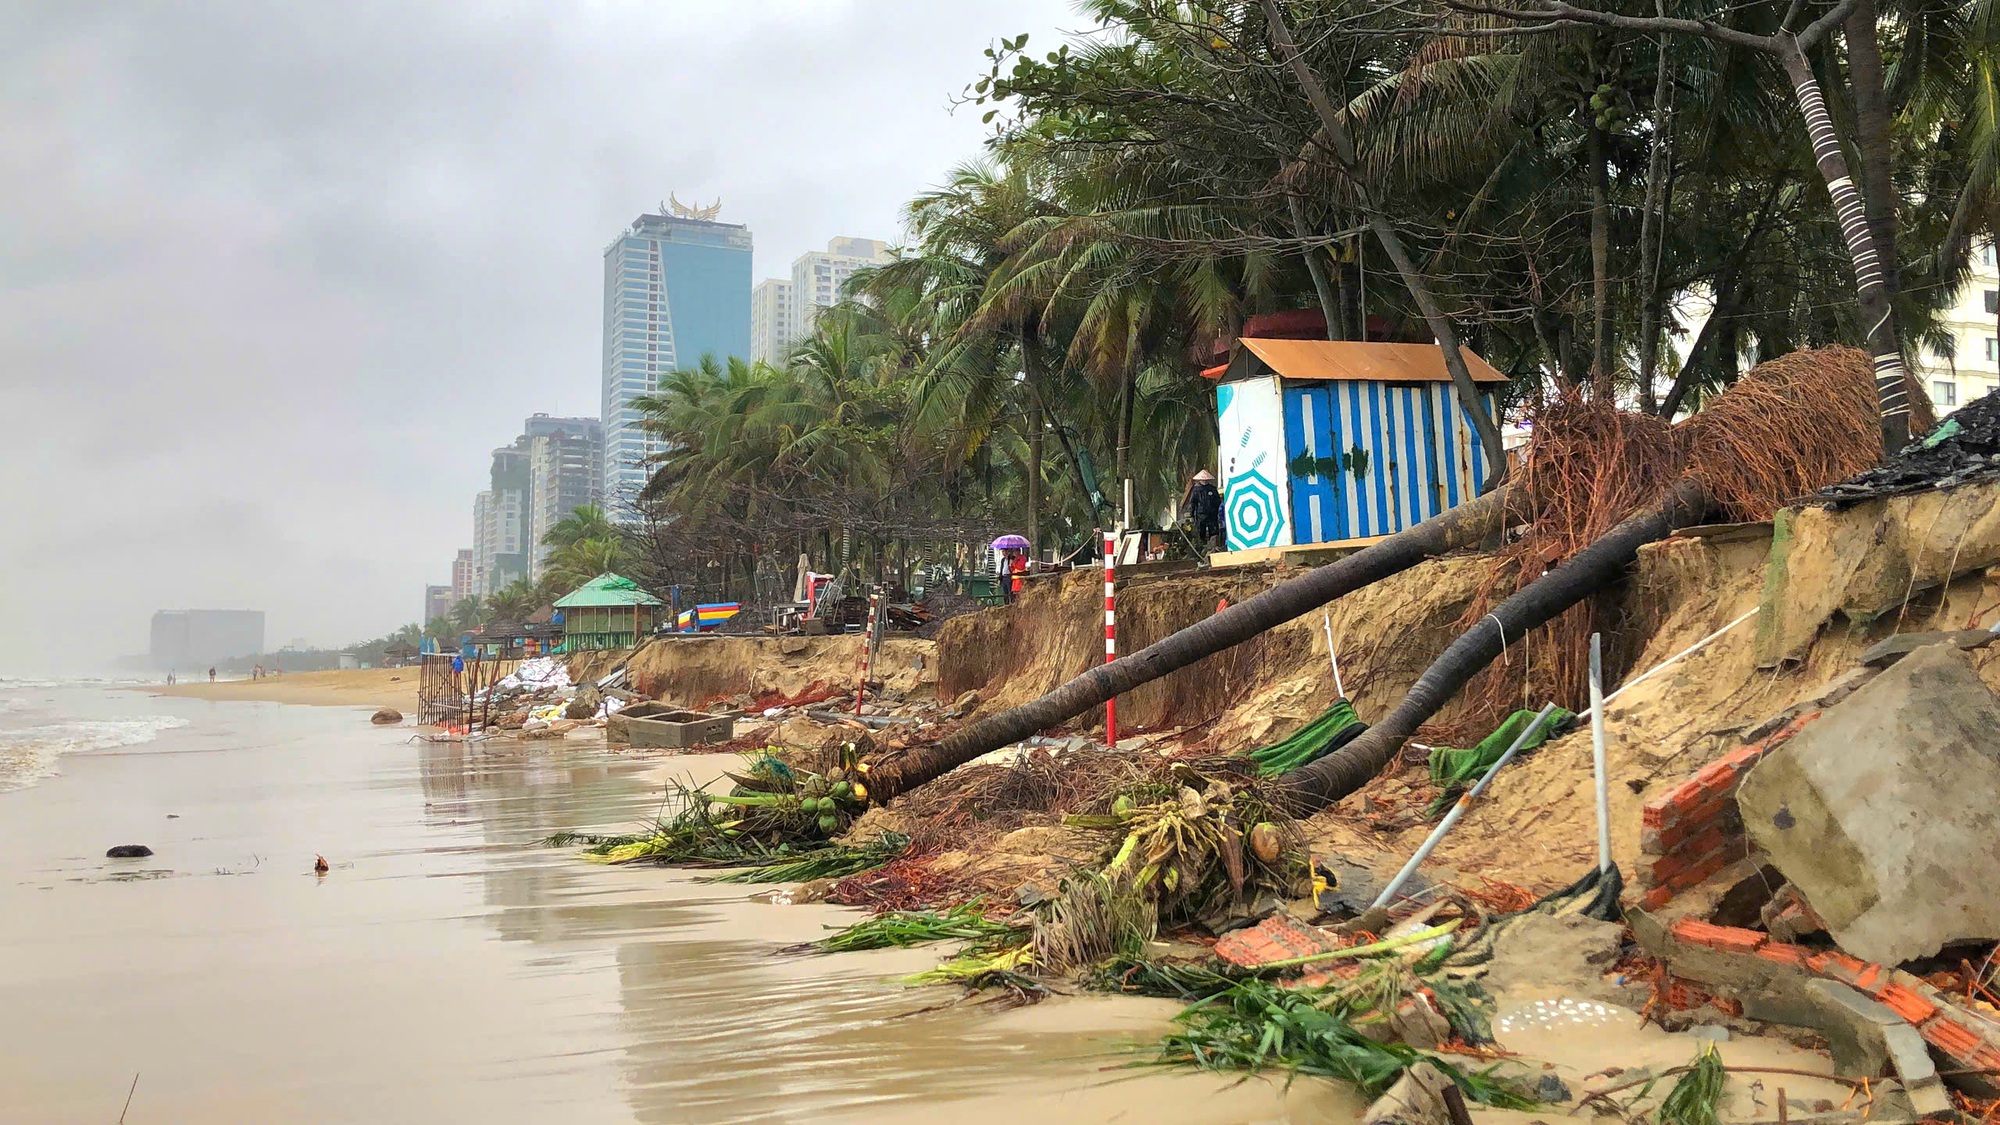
(0, 0, 1081, 672)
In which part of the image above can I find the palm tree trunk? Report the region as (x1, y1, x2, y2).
(1022, 335, 1044, 552)
(1588, 114, 1614, 398)
(867, 484, 1516, 802)
(1777, 37, 1911, 454)
(1289, 195, 1343, 341)
(1277, 481, 1710, 811)
(1115, 365, 1136, 488)
(1636, 35, 1674, 414)
(1843, 0, 1900, 305)
(1260, 0, 1509, 485)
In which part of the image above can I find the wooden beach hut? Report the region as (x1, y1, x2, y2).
(1205, 340, 1507, 553)
(554, 573, 665, 650)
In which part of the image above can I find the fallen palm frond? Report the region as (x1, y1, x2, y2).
(900, 943, 1040, 989)
(805, 902, 1020, 953)
(1657, 1044, 1727, 1125)
(562, 748, 878, 866)
(1153, 978, 1536, 1106)
(1031, 870, 1157, 974)
(703, 833, 911, 883)
(1087, 956, 1246, 999)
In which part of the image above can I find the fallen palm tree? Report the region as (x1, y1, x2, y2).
(876, 346, 1927, 816)
(866, 483, 1519, 802)
(1278, 347, 1931, 810)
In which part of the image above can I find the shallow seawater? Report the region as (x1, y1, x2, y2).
(0, 692, 1357, 1123)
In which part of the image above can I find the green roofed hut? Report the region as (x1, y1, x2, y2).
(554, 573, 665, 650)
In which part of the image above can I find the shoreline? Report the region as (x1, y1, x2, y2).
(137, 666, 420, 711)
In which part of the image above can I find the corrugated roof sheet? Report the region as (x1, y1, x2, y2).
(553, 573, 664, 609)
(1225, 339, 1509, 384)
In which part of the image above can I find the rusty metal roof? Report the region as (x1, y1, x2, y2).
(1225, 339, 1509, 384)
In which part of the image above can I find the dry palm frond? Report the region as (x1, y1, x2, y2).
(1032, 871, 1157, 974)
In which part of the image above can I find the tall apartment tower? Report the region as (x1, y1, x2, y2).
(601, 205, 752, 516)
(789, 236, 892, 341)
(525, 415, 604, 580)
(451, 548, 479, 602)
(750, 278, 794, 365)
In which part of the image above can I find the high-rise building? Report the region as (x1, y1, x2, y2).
(451, 548, 478, 602)
(149, 610, 265, 670)
(789, 236, 892, 341)
(424, 584, 454, 625)
(751, 278, 795, 365)
(601, 206, 753, 516)
(527, 416, 604, 580)
(481, 442, 531, 594)
(1911, 238, 2000, 416)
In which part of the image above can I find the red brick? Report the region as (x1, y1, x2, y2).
(1671, 918, 1766, 954)
(1642, 798, 1671, 829)
(1644, 795, 1735, 853)
(1667, 855, 1731, 893)
(1921, 1016, 1987, 1061)
(1853, 963, 1886, 995)
(1717, 742, 1770, 772)
(1810, 951, 1872, 986)
(1878, 985, 1939, 1025)
(1758, 942, 1811, 967)
(1691, 759, 1737, 797)
(1638, 886, 1674, 911)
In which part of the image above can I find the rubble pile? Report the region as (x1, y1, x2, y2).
(1820, 388, 2000, 503)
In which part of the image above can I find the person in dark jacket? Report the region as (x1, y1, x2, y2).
(1184, 470, 1224, 551)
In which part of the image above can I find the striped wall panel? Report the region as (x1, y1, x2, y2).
(1281, 381, 1493, 543)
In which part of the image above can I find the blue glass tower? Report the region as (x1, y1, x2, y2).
(600, 210, 752, 515)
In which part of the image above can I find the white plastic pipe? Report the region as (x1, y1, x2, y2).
(1589, 632, 1612, 874)
(1370, 702, 1560, 911)
(1323, 608, 1345, 698)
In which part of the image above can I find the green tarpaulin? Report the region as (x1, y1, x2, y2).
(1241, 698, 1367, 776)
(1425, 706, 1576, 814)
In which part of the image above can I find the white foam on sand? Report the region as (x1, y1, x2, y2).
(0, 715, 190, 792)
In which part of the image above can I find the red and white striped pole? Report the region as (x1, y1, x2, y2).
(855, 588, 882, 716)
(1103, 529, 1118, 747)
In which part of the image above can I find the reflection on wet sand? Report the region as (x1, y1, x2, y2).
(0, 699, 1352, 1123)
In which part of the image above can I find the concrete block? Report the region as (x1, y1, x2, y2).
(1858, 629, 1996, 668)
(1738, 645, 2000, 965)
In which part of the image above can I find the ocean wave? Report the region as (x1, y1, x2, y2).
(0, 715, 190, 793)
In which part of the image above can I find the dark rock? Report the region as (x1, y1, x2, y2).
(370, 708, 403, 725)
(105, 845, 153, 858)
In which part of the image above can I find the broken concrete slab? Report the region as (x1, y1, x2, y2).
(1738, 644, 2000, 965)
(1857, 629, 1996, 668)
(1882, 1022, 1953, 1119)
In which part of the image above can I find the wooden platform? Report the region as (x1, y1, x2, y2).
(1206, 536, 1390, 571)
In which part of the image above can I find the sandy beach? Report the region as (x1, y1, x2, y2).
(0, 685, 1363, 1123)
(143, 666, 420, 711)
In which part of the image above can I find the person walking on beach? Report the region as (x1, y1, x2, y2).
(207, 667, 216, 683)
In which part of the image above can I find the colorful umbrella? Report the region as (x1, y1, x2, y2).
(991, 534, 1030, 549)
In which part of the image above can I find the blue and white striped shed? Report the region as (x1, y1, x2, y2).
(1210, 339, 1507, 551)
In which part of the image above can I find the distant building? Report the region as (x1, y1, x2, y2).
(526, 416, 603, 580)
(450, 549, 478, 603)
(424, 584, 454, 625)
(601, 205, 753, 517)
(150, 610, 265, 671)
(751, 278, 795, 365)
(481, 441, 532, 594)
(789, 236, 892, 342)
(1910, 238, 2000, 416)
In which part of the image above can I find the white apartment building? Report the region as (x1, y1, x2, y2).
(751, 278, 794, 365)
(471, 488, 524, 597)
(1910, 240, 2000, 415)
(788, 236, 893, 343)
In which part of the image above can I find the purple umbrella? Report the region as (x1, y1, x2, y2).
(991, 534, 1030, 550)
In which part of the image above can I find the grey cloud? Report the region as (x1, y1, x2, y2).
(0, 0, 1078, 673)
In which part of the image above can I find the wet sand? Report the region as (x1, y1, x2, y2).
(0, 695, 1358, 1123)
(144, 666, 420, 710)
